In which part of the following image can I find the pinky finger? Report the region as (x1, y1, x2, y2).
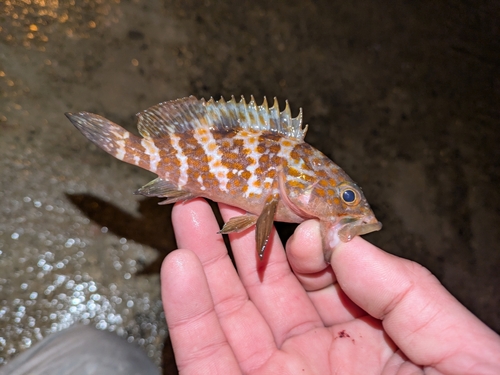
(161, 249, 241, 374)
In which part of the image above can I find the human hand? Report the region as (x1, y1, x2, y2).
(161, 198, 500, 374)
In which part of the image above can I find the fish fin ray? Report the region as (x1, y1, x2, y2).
(66, 112, 138, 157)
(255, 194, 279, 260)
(219, 214, 258, 234)
(206, 96, 307, 140)
(136, 96, 307, 141)
(136, 96, 204, 137)
(158, 195, 193, 205)
(135, 178, 192, 203)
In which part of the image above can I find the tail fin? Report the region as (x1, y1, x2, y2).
(66, 112, 140, 161)
(66, 112, 163, 173)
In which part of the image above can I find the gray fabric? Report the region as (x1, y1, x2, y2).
(0, 324, 159, 375)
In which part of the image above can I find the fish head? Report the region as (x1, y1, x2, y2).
(323, 180, 382, 240)
(310, 180, 382, 259)
(318, 211, 382, 261)
(282, 174, 382, 252)
(326, 182, 382, 262)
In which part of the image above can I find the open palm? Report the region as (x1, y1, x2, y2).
(161, 199, 500, 374)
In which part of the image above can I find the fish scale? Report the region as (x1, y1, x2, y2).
(66, 95, 382, 260)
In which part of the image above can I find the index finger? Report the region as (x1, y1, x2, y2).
(332, 236, 500, 373)
(218, 204, 324, 347)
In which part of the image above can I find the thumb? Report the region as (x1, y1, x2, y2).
(330, 237, 500, 374)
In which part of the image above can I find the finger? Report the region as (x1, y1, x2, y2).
(219, 203, 323, 347)
(172, 200, 277, 371)
(286, 220, 365, 325)
(161, 249, 241, 374)
(172, 200, 246, 323)
(172, 198, 233, 270)
(381, 350, 423, 374)
(331, 236, 500, 373)
(286, 220, 334, 290)
(306, 283, 366, 326)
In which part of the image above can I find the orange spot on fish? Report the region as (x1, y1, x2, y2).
(301, 146, 315, 156)
(303, 173, 315, 182)
(232, 162, 245, 170)
(316, 170, 328, 178)
(197, 159, 210, 172)
(290, 149, 301, 160)
(259, 154, 269, 164)
(233, 139, 244, 148)
(269, 144, 281, 154)
(271, 155, 281, 165)
(287, 180, 306, 189)
(193, 147, 205, 157)
(316, 188, 326, 197)
(241, 170, 251, 179)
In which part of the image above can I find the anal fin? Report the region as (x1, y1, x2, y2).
(135, 177, 193, 204)
(255, 194, 279, 260)
(219, 214, 258, 234)
(158, 193, 193, 205)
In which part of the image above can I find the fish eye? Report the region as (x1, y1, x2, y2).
(341, 189, 357, 204)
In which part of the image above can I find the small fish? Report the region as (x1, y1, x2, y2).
(66, 96, 381, 260)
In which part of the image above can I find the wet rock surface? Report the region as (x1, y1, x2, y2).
(1, 0, 499, 372)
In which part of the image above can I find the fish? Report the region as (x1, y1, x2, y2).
(66, 95, 382, 260)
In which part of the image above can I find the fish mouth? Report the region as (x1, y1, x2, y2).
(337, 216, 382, 242)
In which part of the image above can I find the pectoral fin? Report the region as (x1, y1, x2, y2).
(135, 177, 193, 204)
(219, 214, 258, 234)
(255, 194, 279, 260)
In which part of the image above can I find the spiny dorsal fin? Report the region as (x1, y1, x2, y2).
(136, 96, 202, 138)
(136, 95, 308, 141)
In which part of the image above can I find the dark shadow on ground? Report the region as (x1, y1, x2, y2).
(66, 193, 176, 275)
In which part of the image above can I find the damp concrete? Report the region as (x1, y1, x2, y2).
(1, 0, 499, 373)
